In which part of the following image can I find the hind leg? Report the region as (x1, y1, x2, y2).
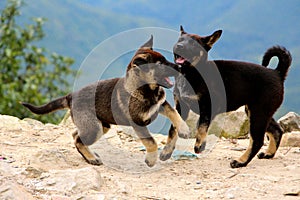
(230, 111, 270, 168)
(72, 111, 106, 165)
(133, 125, 158, 167)
(160, 97, 190, 161)
(257, 118, 283, 159)
(72, 130, 102, 165)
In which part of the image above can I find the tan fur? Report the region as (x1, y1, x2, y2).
(265, 132, 277, 156)
(237, 136, 253, 163)
(195, 124, 208, 148)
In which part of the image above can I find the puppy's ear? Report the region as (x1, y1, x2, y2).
(180, 25, 187, 35)
(203, 30, 222, 48)
(140, 35, 153, 50)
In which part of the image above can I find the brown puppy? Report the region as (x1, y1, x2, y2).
(161, 26, 292, 168)
(22, 36, 190, 167)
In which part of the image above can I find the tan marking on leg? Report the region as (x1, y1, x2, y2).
(141, 138, 158, 153)
(73, 135, 102, 165)
(103, 126, 110, 134)
(237, 136, 253, 163)
(265, 132, 277, 155)
(141, 138, 158, 167)
(160, 132, 178, 161)
(160, 102, 190, 138)
(195, 124, 208, 147)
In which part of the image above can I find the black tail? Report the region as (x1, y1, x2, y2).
(262, 45, 292, 81)
(21, 94, 71, 115)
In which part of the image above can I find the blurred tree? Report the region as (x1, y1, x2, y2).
(0, 0, 76, 124)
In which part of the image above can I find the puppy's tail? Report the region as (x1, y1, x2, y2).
(21, 94, 71, 115)
(262, 45, 292, 81)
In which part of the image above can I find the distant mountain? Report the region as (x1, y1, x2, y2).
(1, 0, 299, 119)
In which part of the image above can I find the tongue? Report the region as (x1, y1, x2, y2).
(176, 57, 186, 64)
(165, 77, 173, 86)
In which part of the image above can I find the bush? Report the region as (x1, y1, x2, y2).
(0, 0, 76, 124)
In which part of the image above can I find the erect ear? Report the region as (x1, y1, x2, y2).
(139, 35, 153, 50)
(180, 25, 187, 35)
(203, 30, 222, 48)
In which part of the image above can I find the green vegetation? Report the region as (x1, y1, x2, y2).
(0, 0, 76, 124)
(13, 0, 299, 117)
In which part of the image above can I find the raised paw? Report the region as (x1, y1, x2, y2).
(178, 121, 190, 139)
(257, 152, 275, 159)
(145, 151, 158, 167)
(194, 141, 206, 153)
(230, 159, 247, 168)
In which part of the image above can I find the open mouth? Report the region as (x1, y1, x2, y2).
(161, 77, 174, 88)
(174, 54, 189, 65)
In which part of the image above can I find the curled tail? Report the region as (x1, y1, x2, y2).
(262, 45, 292, 81)
(21, 94, 71, 115)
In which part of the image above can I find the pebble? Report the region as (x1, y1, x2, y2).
(227, 193, 235, 199)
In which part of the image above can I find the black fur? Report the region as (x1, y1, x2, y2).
(168, 26, 292, 168)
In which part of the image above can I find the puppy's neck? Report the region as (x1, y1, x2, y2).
(192, 51, 208, 67)
(124, 73, 158, 100)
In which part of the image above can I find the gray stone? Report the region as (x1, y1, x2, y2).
(208, 106, 249, 139)
(278, 112, 300, 132)
(280, 131, 300, 147)
(0, 162, 34, 200)
(0, 179, 35, 200)
(30, 167, 103, 195)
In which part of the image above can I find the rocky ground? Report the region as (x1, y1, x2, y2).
(0, 114, 299, 200)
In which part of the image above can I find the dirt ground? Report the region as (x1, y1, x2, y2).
(0, 115, 299, 199)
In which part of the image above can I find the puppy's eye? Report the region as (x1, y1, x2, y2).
(133, 58, 148, 66)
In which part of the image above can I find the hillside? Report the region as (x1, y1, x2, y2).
(1, 0, 299, 118)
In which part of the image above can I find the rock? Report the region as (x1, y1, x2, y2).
(28, 167, 103, 195)
(208, 106, 249, 138)
(0, 115, 23, 130)
(280, 131, 300, 147)
(22, 118, 44, 127)
(278, 112, 300, 132)
(0, 179, 35, 200)
(0, 162, 34, 200)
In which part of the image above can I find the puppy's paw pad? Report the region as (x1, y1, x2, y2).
(145, 151, 158, 167)
(178, 121, 190, 139)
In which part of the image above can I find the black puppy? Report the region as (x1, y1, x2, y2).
(160, 26, 292, 168)
(22, 36, 190, 167)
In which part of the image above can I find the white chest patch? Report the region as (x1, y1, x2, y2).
(140, 90, 166, 121)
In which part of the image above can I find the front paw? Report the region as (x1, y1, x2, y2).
(178, 121, 190, 139)
(230, 159, 247, 168)
(159, 145, 175, 161)
(145, 151, 158, 167)
(194, 141, 206, 153)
